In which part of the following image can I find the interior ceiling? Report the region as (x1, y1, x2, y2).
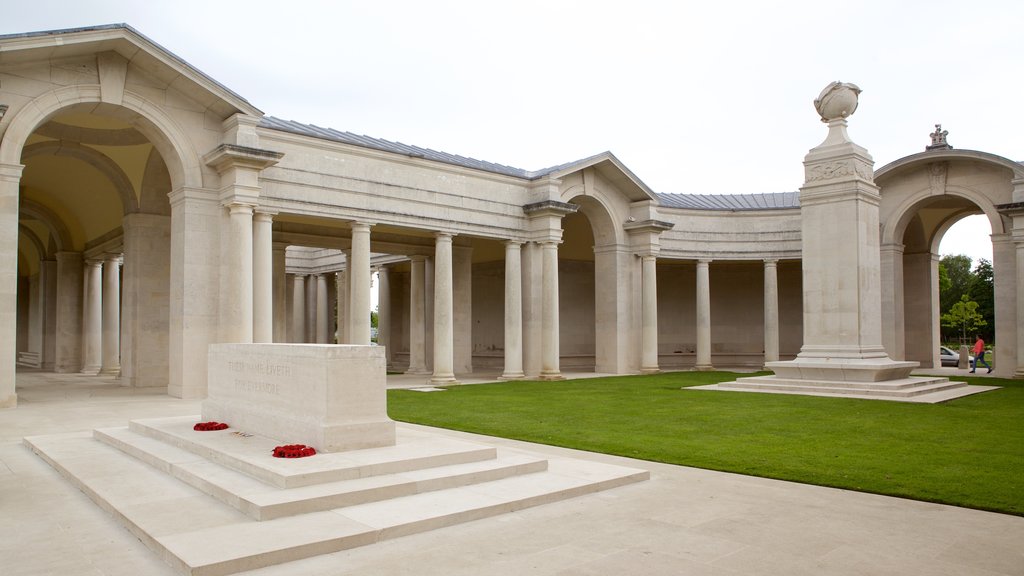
(18, 112, 155, 254)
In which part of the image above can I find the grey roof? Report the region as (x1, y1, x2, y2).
(657, 192, 799, 211)
(260, 117, 539, 179)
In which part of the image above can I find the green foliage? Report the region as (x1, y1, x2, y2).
(939, 254, 973, 314)
(370, 310, 379, 328)
(389, 372, 1024, 516)
(940, 255, 994, 343)
(941, 294, 987, 345)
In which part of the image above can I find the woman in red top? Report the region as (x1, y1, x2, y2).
(970, 335, 991, 374)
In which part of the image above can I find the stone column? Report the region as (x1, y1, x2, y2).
(1015, 241, 1024, 378)
(406, 256, 429, 374)
(292, 274, 307, 343)
(336, 266, 349, 344)
(521, 242, 542, 377)
(54, 251, 84, 373)
(0, 164, 22, 407)
(378, 265, 392, 367)
(316, 274, 330, 343)
(252, 210, 275, 343)
(305, 274, 318, 343)
(540, 240, 563, 380)
(425, 257, 434, 369)
(349, 222, 372, 345)
(501, 241, 525, 379)
(430, 233, 457, 384)
(640, 254, 660, 373)
(224, 202, 254, 343)
(695, 259, 713, 370)
(81, 259, 103, 374)
(272, 243, 287, 343)
(763, 259, 780, 364)
(41, 259, 58, 370)
(99, 253, 121, 376)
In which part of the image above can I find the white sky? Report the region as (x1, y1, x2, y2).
(3, 0, 1016, 267)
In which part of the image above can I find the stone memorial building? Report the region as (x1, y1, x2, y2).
(3, 24, 1023, 408)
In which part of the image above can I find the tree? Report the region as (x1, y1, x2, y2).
(968, 259, 994, 342)
(941, 294, 987, 346)
(939, 254, 973, 314)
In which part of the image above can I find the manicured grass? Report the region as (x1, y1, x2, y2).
(388, 371, 1024, 516)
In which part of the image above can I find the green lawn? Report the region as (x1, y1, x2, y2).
(387, 371, 1024, 516)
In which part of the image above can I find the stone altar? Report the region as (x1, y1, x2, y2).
(203, 343, 396, 452)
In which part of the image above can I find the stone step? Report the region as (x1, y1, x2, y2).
(723, 376, 955, 394)
(126, 415, 497, 488)
(95, 425, 549, 520)
(25, 429, 648, 576)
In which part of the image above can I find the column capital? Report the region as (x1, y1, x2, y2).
(434, 231, 456, 240)
(763, 258, 779, 266)
(253, 209, 277, 222)
(350, 220, 374, 231)
(697, 258, 712, 265)
(641, 254, 658, 262)
(224, 201, 256, 214)
(504, 239, 525, 247)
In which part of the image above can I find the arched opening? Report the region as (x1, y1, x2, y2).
(14, 106, 174, 387)
(558, 209, 596, 370)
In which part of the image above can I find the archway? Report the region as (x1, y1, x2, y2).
(877, 150, 1019, 374)
(9, 104, 178, 391)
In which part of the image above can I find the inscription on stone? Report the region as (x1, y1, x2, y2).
(227, 360, 291, 396)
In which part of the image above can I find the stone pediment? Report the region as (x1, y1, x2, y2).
(0, 24, 261, 119)
(539, 151, 658, 203)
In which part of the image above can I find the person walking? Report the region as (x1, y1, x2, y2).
(970, 335, 992, 374)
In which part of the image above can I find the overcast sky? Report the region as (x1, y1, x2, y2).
(4, 0, 1017, 265)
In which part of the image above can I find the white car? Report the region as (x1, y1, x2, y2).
(939, 346, 973, 367)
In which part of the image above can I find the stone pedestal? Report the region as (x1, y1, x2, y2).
(204, 344, 395, 452)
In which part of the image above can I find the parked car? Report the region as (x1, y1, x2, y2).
(939, 346, 973, 367)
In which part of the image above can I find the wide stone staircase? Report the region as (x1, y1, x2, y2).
(26, 416, 648, 576)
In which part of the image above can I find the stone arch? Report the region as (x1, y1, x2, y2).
(21, 141, 140, 215)
(19, 198, 73, 253)
(0, 85, 203, 191)
(875, 151, 1018, 373)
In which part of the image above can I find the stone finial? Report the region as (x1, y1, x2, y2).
(926, 124, 952, 151)
(813, 82, 861, 123)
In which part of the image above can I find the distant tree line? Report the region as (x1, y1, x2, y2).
(939, 255, 994, 344)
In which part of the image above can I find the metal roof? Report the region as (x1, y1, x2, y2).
(261, 117, 798, 211)
(656, 192, 800, 211)
(260, 116, 538, 179)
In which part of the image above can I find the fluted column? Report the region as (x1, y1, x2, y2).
(430, 233, 457, 384)
(695, 259, 713, 371)
(252, 210, 274, 343)
(292, 274, 307, 343)
(540, 240, 563, 380)
(378, 266, 392, 366)
(501, 241, 525, 380)
(763, 259, 780, 363)
(81, 259, 103, 374)
(406, 256, 428, 374)
(640, 254, 660, 373)
(349, 222, 372, 345)
(316, 274, 329, 343)
(99, 253, 121, 376)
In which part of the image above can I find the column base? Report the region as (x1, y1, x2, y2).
(694, 364, 715, 372)
(428, 374, 459, 386)
(80, 365, 101, 375)
(98, 367, 121, 377)
(405, 368, 431, 376)
(538, 371, 565, 381)
(498, 372, 526, 380)
(0, 393, 16, 409)
(640, 367, 661, 375)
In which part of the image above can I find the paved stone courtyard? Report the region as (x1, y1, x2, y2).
(2, 371, 1022, 576)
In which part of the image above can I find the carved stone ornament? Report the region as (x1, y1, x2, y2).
(813, 82, 861, 123)
(806, 160, 873, 182)
(926, 124, 952, 151)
